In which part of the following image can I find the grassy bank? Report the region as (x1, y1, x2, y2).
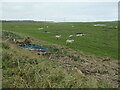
(2, 31, 119, 88)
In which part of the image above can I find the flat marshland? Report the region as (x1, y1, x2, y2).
(2, 21, 118, 59)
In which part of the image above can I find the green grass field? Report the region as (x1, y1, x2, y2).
(2, 21, 118, 59)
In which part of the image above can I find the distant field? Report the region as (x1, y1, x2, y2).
(2, 21, 118, 59)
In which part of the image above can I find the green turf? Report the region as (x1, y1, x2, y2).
(2, 21, 118, 59)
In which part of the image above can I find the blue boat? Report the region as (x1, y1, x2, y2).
(21, 46, 48, 51)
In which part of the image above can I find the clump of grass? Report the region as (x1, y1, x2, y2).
(67, 54, 79, 61)
(2, 42, 10, 49)
(98, 68, 109, 74)
(48, 46, 63, 55)
(2, 31, 23, 41)
(2, 50, 18, 69)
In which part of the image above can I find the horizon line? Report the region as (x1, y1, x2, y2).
(0, 19, 118, 23)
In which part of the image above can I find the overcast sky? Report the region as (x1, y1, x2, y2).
(1, 1, 118, 22)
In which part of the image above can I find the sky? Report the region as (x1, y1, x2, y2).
(0, 0, 119, 2)
(1, 0, 119, 22)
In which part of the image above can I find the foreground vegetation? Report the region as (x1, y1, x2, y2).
(2, 21, 118, 59)
(2, 31, 119, 88)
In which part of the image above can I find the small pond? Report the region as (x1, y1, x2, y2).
(21, 46, 48, 51)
